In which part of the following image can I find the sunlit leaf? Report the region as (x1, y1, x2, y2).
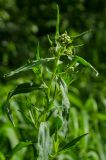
(0, 152, 5, 160)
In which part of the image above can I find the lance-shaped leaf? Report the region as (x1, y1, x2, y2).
(50, 115, 63, 135)
(59, 133, 88, 153)
(75, 56, 99, 76)
(7, 82, 45, 99)
(5, 82, 46, 125)
(55, 4, 60, 39)
(4, 57, 55, 78)
(8, 141, 32, 158)
(71, 30, 90, 39)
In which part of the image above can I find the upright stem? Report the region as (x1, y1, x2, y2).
(48, 56, 59, 99)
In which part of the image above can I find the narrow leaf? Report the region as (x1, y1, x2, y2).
(75, 56, 99, 76)
(48, 35, 53, 46)
(72, 30, 90, 39)
(8, 82, 44, 99)
(4, 57, 55, 77)
(55, 4, 60, 39)
(36, 42, 40, 60)
(59, 133, 88, 153)
(50, 115, 63, 135)
(8, 141, 32, 158)
(5, 101, 15, 126)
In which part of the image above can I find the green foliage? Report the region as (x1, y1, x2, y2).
(8, 141, 32, 158)
(0, 2, 106, 160)
(59, 133, 88, 153)
(2, 6, 99, 160)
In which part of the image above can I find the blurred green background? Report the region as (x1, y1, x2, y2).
(0, 0, 106, 159)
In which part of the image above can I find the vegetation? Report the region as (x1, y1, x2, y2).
(0, 1, 106, 160)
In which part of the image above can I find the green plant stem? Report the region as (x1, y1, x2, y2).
(48, 56, 59, 99)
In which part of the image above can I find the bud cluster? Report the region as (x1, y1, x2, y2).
(57, 32, 72, 46)
(49, 32, 73, 56)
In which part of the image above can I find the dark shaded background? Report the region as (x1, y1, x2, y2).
(0, 0, 106, 69)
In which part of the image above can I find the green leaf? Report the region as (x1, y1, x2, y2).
(70, 108, 79, 137)
(4, 57, 55, 77)
(72, 30, 90, 39)
(7, 82, 44, 99)
(8, 141, 32, 158)
(69, 93, 83, 109)
(5, 101, 15, 126)
(50, 115, 63, 135)
(96, 113, 106, 121)
(55, 4, 60, 39)
(0, 152, 5, 160)
(48, 35, 53, 46)
(87, 151, 99, 160)
(5, 82, 45, 125)
(85, 97, 98, 112)
(75, 56, 99, 76)
(59, 133, 88, 153)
